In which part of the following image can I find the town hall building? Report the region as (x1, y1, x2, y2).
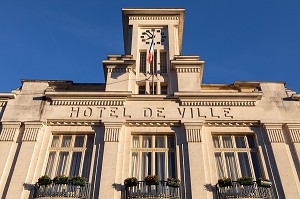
(0, 8, 300, 199)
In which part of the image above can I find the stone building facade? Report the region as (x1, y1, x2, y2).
(0, 8, 300, 199)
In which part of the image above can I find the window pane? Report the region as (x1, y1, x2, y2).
(160, 52, 167, 73)
(142, 136, 152, 148)
(155, 152, 165, 180)
(251, 152, 261, 178)
(132, 152, 139, 177)
(235, 136, 246, 148)
(161, 86, 168, 94)
(45, 152, 56, 177)
(139, 86, 146, 94)
(238, 152, 252, 177)
(140, 52, 146, 73)
(86, 135, 94, 148)
(74, 136, 84, 147)
(61, 135, 72, 147)
(51, 136, 60, 147)
(168, 137, 175, 149)
(133, 136, 139, 148)
(168, 152, 176, 178)
(69, 152, 82, 177)
(222, 136, 233, 148)
(247, 136, 256, 148)
(155, 136, 164, 148)
(214, 152, 224, 179)
(82, 149, 92, 180)
(213, 136, 220, 148)
(56, 152, 69, 176)
(142, 152, 152, 179)
(225, 152, 238, 180)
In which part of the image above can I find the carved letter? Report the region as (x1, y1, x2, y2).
(178, 108, 186, 118)
(70, 107, 79, 118)
(156, 108, 165, 118)
(223, 108, 233, 118)
(143, 108, 152, 117)
(83, 107, 92, 117)
(97, 107, 106, 118)
(190, 108, 194, 118)
(197, 108, 207, 118)
(109, 107, 118, 118)
(210, 108, 220, 118)
(123, 107, 131, 118)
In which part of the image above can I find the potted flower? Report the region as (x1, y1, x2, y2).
(124, 177, 138, 187)
(71, 176, 86, 186)
(53, 175, 69, 185)
(218, 177, 232, 187)
(257, 178, 272, 187)
(167, 177, 180, 187)
(37, 175, 52, 186)
(238, 176, 254, 186)
(144, 175, 159, 186)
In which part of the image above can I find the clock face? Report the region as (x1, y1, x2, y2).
(140, 28, 168, 46)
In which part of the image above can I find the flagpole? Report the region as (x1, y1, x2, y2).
(152, 52, 154, 94)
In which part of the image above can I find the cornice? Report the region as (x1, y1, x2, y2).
(126, 120, 180, 127)
(205, 121, 260, 127)
(50, 99, 124, 106)
(0, 93, 16, 99)
(45, 91, 132, 98)
(128, 16, 179, 20)
(47, 120, 101, 126)
(180, 101, 256, 107)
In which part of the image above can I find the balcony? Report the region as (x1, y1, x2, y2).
(216, 181, 274, 199)
(33, 182, 90, 198)
(125, 181, 181, 199)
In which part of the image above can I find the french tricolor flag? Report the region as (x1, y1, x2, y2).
(147, 38, 154, 66)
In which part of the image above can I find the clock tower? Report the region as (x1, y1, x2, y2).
(103, 8, 204, 94)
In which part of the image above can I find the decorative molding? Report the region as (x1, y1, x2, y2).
(180, 101, 256, 107)
(127, 121, 180, 127)
(186, 128, 202, 142)
(47, 121, 101, 126)
(51, 100, 124, 106)
(205, 121, 259, 127)
(0, 122, 21, 141)
(22, 122, 44, 142)
(288, 129, 300, 143)
(129, 16, 179, 20)
(264, 126, 284, 143)
(104, 128, 120, 142)
(174, 67, 201, 73)
(107, 67, 131, 73)
(0, 101, 7, 107)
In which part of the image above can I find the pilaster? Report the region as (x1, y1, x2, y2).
(99, 123, 123, 199)
(5, 121, 44, 199)
(264, 123, 300, 198)
(0, 122, 21, 196)
(183, 122, 206, 199)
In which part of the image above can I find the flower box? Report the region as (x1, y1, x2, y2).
(124, 177, 138, 187)
(37, 175, 52, 186)
(238, 176, 254, 186)
(218, 178, 232, 187)
(167, 178, 180, 187)
(257, 178, 272, 188)
(53, 175, 69, 185)
(144, 175, 159, 186)
(71, 176, 86, 186)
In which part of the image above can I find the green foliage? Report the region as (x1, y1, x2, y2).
(144, 175, 159, 185)
(38, 175, 52, 186)
(71, 176, 86, 186)
(124, 177, 138, 187)
(238, 176, 254, 185)
(53, 175, 69, 185)
(218, 177, 232, 187)
(166, 177, 180, 187)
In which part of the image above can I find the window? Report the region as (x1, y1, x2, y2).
(131, 135, 176, 180)
(149, 51, 157, 74)
(161, 85, 168, 95)
(139, 85, 146, 94)
(45, 134, 94, 180)
(160, 52, 167, 73)
(149, 84, 157, 95)
(213, 135, 261, 180)
(140, 52, 147, 74)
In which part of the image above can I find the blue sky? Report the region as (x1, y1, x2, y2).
(0, 0, 299, 93)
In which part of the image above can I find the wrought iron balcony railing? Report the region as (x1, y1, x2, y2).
(125, 181, 181, 199)
(216, 180, 274, 199)
(33, 182, 90, 198)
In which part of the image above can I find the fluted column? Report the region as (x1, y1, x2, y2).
(0, 122, 21, 195)
(5, 121, 44, 199)
(99, 123, 122, 199)
(183, 122, 206, 199)
(264, 123, 300, 198)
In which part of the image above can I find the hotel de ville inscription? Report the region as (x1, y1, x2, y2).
(69, 106, 234, 119)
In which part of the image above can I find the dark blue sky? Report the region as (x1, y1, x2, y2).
(1, 0, 299, 93)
